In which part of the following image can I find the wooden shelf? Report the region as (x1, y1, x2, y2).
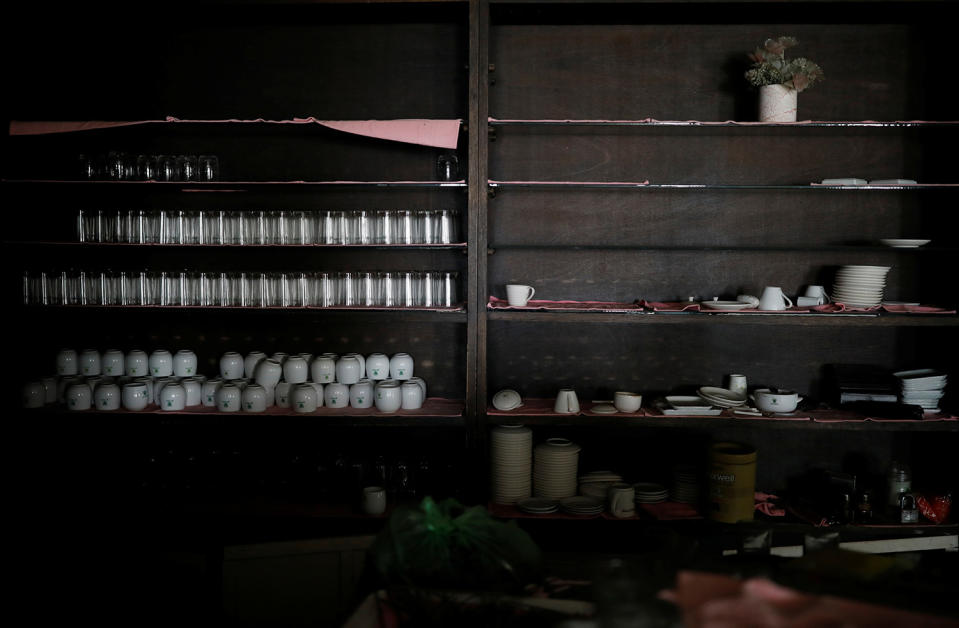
(488, 182, 958, 191)
(487, 310, 959, 326)
(489, 119, 959, 128)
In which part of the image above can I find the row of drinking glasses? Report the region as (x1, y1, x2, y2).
(77, 209, 460, 245)
(23, 270, 459, 308)
(79, 152, 220, 182)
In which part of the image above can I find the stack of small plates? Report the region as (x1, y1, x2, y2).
(533, 438, 581, 499)
(490, 424, 532, 505)
(670, 465, 701, 505)
(697, 387, 747, 409)
(516, 497, 559, 514)
(895, 369, 948, 413)
(633, 482, 669, 504)
(832, 265, 891, 308)
(578, 470, 623, 503)
(663, 396, 723, 416)
(559, 496, 605, 515)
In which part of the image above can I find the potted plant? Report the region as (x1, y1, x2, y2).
(745, 36, 824, 122)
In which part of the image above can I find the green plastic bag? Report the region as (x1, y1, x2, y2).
(372, 497, 543, 591)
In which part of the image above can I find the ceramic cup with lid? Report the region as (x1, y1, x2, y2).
(173, 349, 198, 377)
(325, 382, 350, 409)
(215, 383, 242, 412)
(311, 356, 336, 384)
(159, 382, 186, 411)
(366, 353, 390, 380)
(148, 349, 173, 376)
(94, 382, 121, 410)
(282, 356, 309, 384)
(101, 349, 125, 376)
(401, 380, 424, 410)
(274, 381, 293, 408)
(350, 380, 374, 409)
(56, 349, 78, 376)
(389, 353, 414, 380)
(242, 384, 268, 413)
(121, 382, 150, 411)
(244, 351, 267, 379)
(22, 381, 46, 408)
(79, 349, 101, 376)
(66, 383, 92, 411)
(336, 356, 362, 385)
(291, 383, 318, 413)
(220, 352, 245, 380)
(202, 379, 223, 407)
(375, 380, 402, 413)
(254, 359, 283, 389)
(181, 378, 202, 406)
(126, 350, 149, 377)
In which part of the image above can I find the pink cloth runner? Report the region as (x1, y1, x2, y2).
(490, 116, 959, 126)
(640, 300, 701, 312)
(638, 501, 702, 520)
(488, 297, 644, 312)
(488, 398, 647, 416)
(9, 117, 462, 149)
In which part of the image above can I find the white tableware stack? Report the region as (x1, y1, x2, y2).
(670, 464, 701, 505)
(697, 386, 747, 409)
(895, 369, 948, 414)
(490, 424, 533, 505)
(633, 482, 669, 505)
(577, 471, 624, 504)
(832, 265, 891, 308)
(533, 438, 581, 499)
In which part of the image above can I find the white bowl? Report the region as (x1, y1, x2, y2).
(492, 389, 523, 411)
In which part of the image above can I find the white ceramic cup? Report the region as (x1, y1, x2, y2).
(242, 384, 268, 412)
(409, 377, 428, 400)
(56, 349, 78, 376)
(125, 350, 149, 377)
(202, 379, 223, 407)
(506, 284, 536, 307)
(79, 349, 101, 376)
(58, 376, 83, 404)
(182, 378, 202, 406)
(309, 382, 325, 406)
(244, 351, 267, 379)
(153, 377, 179, 404)
(350, 380, 375, 409)
(274, 381, 292, 408)
(336, 356, 362, 385)
(758, 286, 793, 311)
(159, 382, 186, 411)
(343, 353, 366, 379)
(613, 391, 642, 413)
(804, 285, 830, 304)
(390, 353, 414, 380)
(215, 383, 242, 412)
(93, 382, 121, 410)
(727, 374, 748, 398)
(401, 381, 424, 409)
(121, 382, 150, 411)
(608, 483, 636, 518)
(85, 376, 104, 395)
(375, 381, 402, 413)
(282, 356, 309, 384)
(41, 376, 57, 404)
(554, 388, 580, 414)
(134, 377, 155, 405)
(220, 352, 245, 380)
(254, 359, 283, 389)
(325, 382, 350, 409)
(298, 352, 313, 365)
(291, 383, 318, 413)
(362, 486, 387, 516)
(311, 356, 336, 384)
(101, 349, 125, 376)
(66, 383, 92, 411)
(173, 349, 198, 377)
(271, 352, 289, 365)
(148, 349, 173, 377)
(366, 353, 390, 380)
(22, 381, 46, 408)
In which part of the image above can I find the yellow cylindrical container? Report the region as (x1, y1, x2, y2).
(707, 442, 757, 523)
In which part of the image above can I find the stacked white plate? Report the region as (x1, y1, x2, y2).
(516, 497, 559, 514)
(671, 465, 701, 505)
(490, 424, 532, 505)
(663, 395, 723, 416)
(578, 470, 623, 503)
(559, 496, 605, 515)
(832, 265, 891, 308)
(633, 482, 669, 504)
(533, 438, 581, 499)
(895, 369, 948, 413)
(697, 387, 747, 408)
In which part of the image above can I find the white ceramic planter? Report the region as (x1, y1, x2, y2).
(759, 84, 798, 122)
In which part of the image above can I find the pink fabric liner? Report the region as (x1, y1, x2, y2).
(488, 296, 643, 312)
(9, 117, 462, 149)
(489, 179, 650, 186)
(489, 117, 959, 126)
(18, 179, 466, 186)
(491, 298, 954, 316)
(67, 397, 464, 417)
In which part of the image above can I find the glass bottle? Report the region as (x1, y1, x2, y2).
(887, 460, 912, 508)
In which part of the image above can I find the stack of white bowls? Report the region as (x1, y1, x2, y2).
(533, 438, 581, 499)
(895, 369, 947, 413)
(490, 424, 533, 504)
(832, 265, 891, 308)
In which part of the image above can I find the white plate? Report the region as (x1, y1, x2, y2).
(701, 300, 754, 311)
(660, 407, 723, 416)
(698, 387, 746, 403)
(590, 403, 618, 414)
(868, 179, 918, 186)
(821, 178, 867, 186)
(880, 238, 930, 248)
(666, 395, 711, 408)
(492, 389, 523, 411)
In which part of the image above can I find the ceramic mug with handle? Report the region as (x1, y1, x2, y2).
(758, 286, 793, 311)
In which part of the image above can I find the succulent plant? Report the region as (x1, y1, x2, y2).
(745, 36, 824, 92)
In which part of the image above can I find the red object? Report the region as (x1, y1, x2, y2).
(917, 494, 952, 524)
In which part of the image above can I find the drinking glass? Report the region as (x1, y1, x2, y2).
(177, 155, 198, 182)
(197, 155, 219, 182)
(157, 155, 179, 182)
(78, 210, 97, 243)
(136, 154, 159, 181)
(98, 209, 118, 243)
(375, 211, 394, 244)
(395, 210, 414, 245)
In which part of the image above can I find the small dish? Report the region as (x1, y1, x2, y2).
(820, 178, 867, 186)
(868, 179, 918, 186)
(880, 238, 930, 248)
(590, 403, 618, 414)
(666, 395, 711, 409)
(701, 300, 754, 311)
